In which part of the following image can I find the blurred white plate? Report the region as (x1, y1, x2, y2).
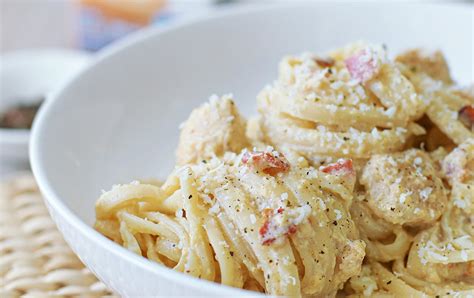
(30, 2, 473, 297)
(0, 49, 90, 169)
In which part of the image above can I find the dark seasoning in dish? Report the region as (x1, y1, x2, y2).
(0, 98, 43, 129)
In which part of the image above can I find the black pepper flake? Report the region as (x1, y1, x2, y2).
(188, 195, 192, 199)
(320, 250, 325, 254)
(386, 280, 392, 285)
(333, 221, 338, 226)
(390, 207, 395, 211)
(229, 251, 234, 256)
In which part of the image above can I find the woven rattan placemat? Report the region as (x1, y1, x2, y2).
(0, 174, 114, 297)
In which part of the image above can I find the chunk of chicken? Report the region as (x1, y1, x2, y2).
(361, 149, 448, 227)
(442, 138, 474, 186)
(407, 224, 474, 285)
(334, 240, 366, 286)
(176, 94, 249, 165)
(442, 139, 474, 214)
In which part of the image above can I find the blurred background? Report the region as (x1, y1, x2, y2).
(1, 0, 227, 53)
(1, 0, 472, 53)
(0, 0, 472, 176)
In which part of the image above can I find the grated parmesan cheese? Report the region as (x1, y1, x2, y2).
(453, 198, 467, 210)
(327, 104, 338, 113)
(383, 107, 396, 117)
(209, 203, 220, 214)
(371, 128, 381, 139)
(414, 157, 422, 165)
(419, 187, 432, 201)
(359, 103, 370, 111)
(318, 198, 327, 210)
(399, 191, 412, 204)
(250, 214, 257, 224)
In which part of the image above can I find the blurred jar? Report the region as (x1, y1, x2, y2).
(79, 0, 219, 51)
(79, 0, 166, 51)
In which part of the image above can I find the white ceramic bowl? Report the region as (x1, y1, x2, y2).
(30, 3, 473, 297)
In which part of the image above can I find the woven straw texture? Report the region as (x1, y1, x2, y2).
(0, 174, 114, 297)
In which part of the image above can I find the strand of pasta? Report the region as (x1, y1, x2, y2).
(94, 150, 364, 297)
(259, 105, 421, 159)
(258, 43, 426, 160)
(350, 201, 412, 262)
(397, 59, 474, 145)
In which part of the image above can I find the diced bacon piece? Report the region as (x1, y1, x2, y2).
(242, 150, 290, 176)
(314, 57, 335, 68)
(465, 262, 474, 277)
(262, 208, 274, 218)
(459, 105, 474, 130)
(259, 220, 275, 245)
(345, 49, 380, 83)
(287, 224, 297, 235)
(321, 159, 355, 176)
(259, 208, 298, 246)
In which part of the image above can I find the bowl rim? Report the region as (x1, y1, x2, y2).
(29, 1, 473, 296)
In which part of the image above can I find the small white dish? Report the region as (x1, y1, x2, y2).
(30, 3, 473, 297)
(0, 49, 90, 166)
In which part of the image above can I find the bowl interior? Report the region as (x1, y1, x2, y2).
(31, 1, 473, 292)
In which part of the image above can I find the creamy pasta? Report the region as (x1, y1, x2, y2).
(94, 43, 474, 297)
